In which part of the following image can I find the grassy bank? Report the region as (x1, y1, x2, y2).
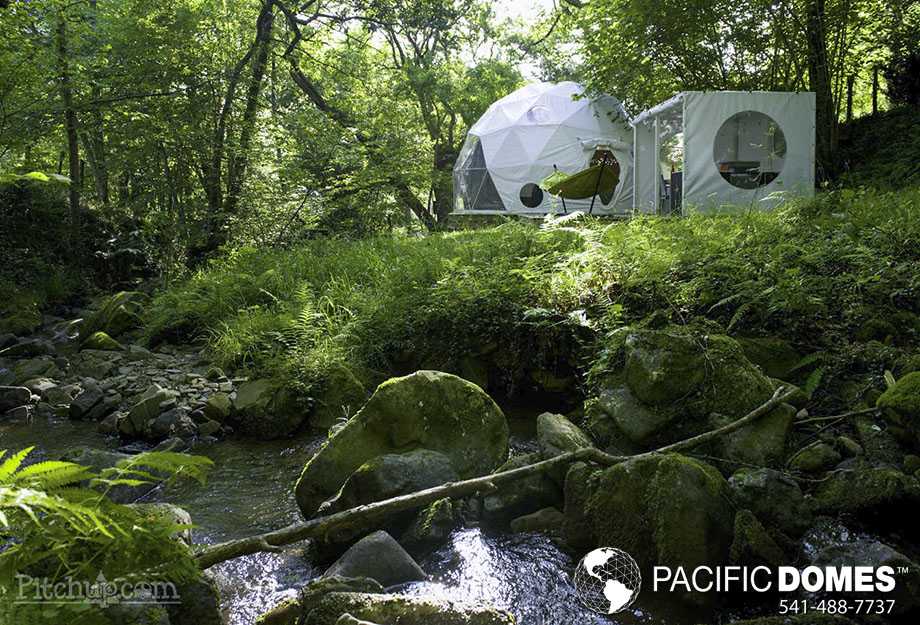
(145, 188, 920, 410)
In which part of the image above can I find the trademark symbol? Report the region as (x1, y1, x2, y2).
(897, 566, 910, 574)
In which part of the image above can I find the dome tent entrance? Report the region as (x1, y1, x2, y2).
(453, 82, 634, 215)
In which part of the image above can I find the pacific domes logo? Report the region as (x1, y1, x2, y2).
(573, 547, 642, 614)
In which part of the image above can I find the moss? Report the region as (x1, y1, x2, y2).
(734, 336, 802, 380)
(80, 291, 147, 340)
(81, 331, 124, 351)
(814, 465, 920, 514)
(730, 509, 785, 566)
(877, 371, 920, 430)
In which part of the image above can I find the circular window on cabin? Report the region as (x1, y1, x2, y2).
(520, 183, 544, 208)
(713, 111, 787, 189)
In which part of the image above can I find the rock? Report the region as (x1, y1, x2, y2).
(813, 464, 920, 515)
(0, 385, 31, 412)
(565, 453, 734, 598)
(197, 419, 221, 437)
(150, 407, 197, 439)
(510, 507, 565, 534)
(0, 333, 16, 349)
(82, 331, 124, 351)
(0, 306, 42, 335)
(835, 435, 863, 457)
(0, 338, 56, 359)
(84, 391, 121, 422)
(854, 415, 905, 466)
(127, 503, 193, 545)
(789, 441, 841, 472)
(715, 401, 796, 467)
(167, 574, 223, 625)
(232, 379, 305, 439)
(23, 377, 57, 399)
(295, 371, 508, 517)
(203, 392, 232, 423)
(536, 412, 593, 483)
(734, 336, 802, 380)
(257, 576, 385, 625)
(12, 358, 60, 384)
(728, 468, 812, 536)
(561, 461, 596, 550)
(729, 509, 785, 566)
(3, 405, 29, 420)
(877, 371, 920, 443)
(124, 344, 156, 361)
(400, 498, 460, 556)
(303, 592, 514, 625)
(336, 615, 380, 625)
(324, 531, 426, 587)
(70, 351, 115, 379)
(588, 385, 672, 446)
(320, 450, 459, 518)
(204, 366, 225, 381)
(624, 328, 705, 404)
(79, 291, 147, 339)
(43, 382, 80, 406)
(802, 521, 920, 618)
(123, 384, 174, 437)
(69, 380, 105, 420)
(311, 363, 368, 430)
(482, 452, 561, 524)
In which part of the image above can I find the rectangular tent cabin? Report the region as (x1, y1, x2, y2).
(632, 91, 816, 214)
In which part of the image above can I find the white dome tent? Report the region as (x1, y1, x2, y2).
(453, 81, 634, 215)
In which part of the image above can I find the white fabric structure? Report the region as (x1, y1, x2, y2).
(632, 91, 815, 213)
(453, 81, 634, 215)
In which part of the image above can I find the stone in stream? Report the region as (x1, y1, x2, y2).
(788, 441, 841, 472)
(319, 449, 459, 517)
(0, 385, 31, 412)
(22, 377, 57, 399)
(536, 412, 593, 484)
(60, 447, 156, 503)
(400, 498, 461, 556)
(257, 577, 385, 625)
(294, 371, 509, 517)
(812, 463, 920, 516)
(0, 338, 56, 359)
(11, 357, 61, 383)
(230, 379, 305, 439)
(509, 506, 565, 534)
(79, 291, 147, 340)
(729, 509, 786, 567)
(304, 592, 515, 625)
(564, 453, 734, 606)
(121, 384, 175, 437)
(203, 391, 232, 422)
(81, 330, 125, 351)
(877, 371, 920, 446)
(126, 502, 193, 545)
(324, 531, 426, 587)
(69, 380, 105, 420)
(482, 452, 562, 525)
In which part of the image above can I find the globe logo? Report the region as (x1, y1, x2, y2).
(573, 547, 642, 614)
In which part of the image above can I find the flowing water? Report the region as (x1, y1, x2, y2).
(2, 414, 698, 625)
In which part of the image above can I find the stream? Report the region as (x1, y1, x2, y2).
(2, 413, 698, 625)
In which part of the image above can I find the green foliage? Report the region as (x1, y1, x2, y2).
(0, 446, 213, 605)
(838, 106, 920, 188)
(146, 189, 920, 412)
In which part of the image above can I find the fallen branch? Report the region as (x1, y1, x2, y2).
(794, 406, 879, 426)
(195, 386, 795, 569)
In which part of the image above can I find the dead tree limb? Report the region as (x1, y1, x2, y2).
(195, 386, 795, 569)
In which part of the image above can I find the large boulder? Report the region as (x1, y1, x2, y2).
(319, 449, 458, 517)
(564, 453, 735, 595)
(877, 371, 920, 444)
(323, 531, 426, 587)
(295, 371, 508, 517)
(81, 331, 124, 351)
(812, 463, 920, 516)
(231, 379, 306, 439)
(536, 412, 593, 484)
(734, 336, 802, 380)
(712, 401, 796, 468)
(482, 452, 561, 525)
(311, 363, 368, 430)
(257, 577, 385, 625)
(587, 327, 783, 452)
(303, 593, 514, 625)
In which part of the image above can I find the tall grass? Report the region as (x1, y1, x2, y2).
(145, 188, 920, 406)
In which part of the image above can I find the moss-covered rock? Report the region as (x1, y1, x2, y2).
(203, 392, 232, 423)
(729, 509, 785, 566)
(788, 441, 842, 473)
(569, 453, 735, 595)
(231, 379, 306, 439)
(257, 576, 385, 625)
(323, 531, 426, 587)
(509, 506, 565, 534)
(734, 336, 802, 380)
(304, 592, 515, 625)
(318, 449, 458, 531)
(877, 371, 920, 442)
(82, 331, 124, 351)
(482, 451, 562, 525)
(715, 401, 796, 468)
(813, 464, 920, 515)
(536, 411, 593, 483)
(623, 328, 705, 405)
(311, 363, 368, 430)
(400, 498, 461, 556)
(588, 384, 672, 446)
(80, 291, 147, 340)
(295, 371, 508, 517)
(728, 468, 812, 536)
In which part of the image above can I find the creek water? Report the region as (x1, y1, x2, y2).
(2, 413, 696, 625)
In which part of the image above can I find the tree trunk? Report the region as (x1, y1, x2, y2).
(56, 12, 80, 217)
(224, 0, 274, 217)
(845, 74, 855, 123)
(805, 0, 835, 177)
(871, 67, 879, 115)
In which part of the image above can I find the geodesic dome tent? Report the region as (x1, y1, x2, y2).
(453, 81, 634, 215)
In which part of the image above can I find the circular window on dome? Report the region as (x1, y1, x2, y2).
(520, 183, 544, 208)
(713, 111, 787, 189)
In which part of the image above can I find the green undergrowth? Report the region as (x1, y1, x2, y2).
(145, 187, 920, 409)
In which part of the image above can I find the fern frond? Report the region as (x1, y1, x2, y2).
(0, 447, 34, 482)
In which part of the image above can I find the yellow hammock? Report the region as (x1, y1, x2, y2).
(542, 161, 620, 213)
